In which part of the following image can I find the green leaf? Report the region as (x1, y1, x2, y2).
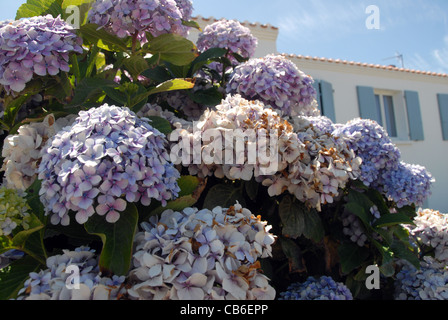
(147, 34, 198, 66)
(390, 240, 420, 269)
(182, 20, 202, 31)
(61, 0, 94, 27)
(68, 78, 118, 107)
(203, 183, 246, 210)
(80, 24, 129, 52)
(189, 47, 228, 75)
(0, 255, 43, 300)
(338, 243, 370, 274)
(130, 78, 195, 111)
(189, 86, 224, 106)
(141, 66, 173, 83)
(102, 86, 128, 106)
(146, 116, 173, 136)
(371, 239, 395, 277)
(280, 238, 306, 273)
(124, 55, 149, 79)
(278, 196, 304, 239)
(373, 213, 415, 228)
(244, 178, 259, 202)
(140, 176, 206, 220)
(344, 202, 372, 230)
(278, 195, 324, 242)
(44, 72, 72, 103)
(177, 176, 201, 197)
(2, 95, 31, 131)
(11, 215, 44, 249)
(84, 203, 138, 276)
(16, 0, 63, 19)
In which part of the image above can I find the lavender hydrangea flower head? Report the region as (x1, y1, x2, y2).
(88, 0, 193, 39)
(38, 104, 181, 225)
(17, 247, 126, 300)
(226, 54, 319, 117)
(381, 162, 434, 208)
(128, 202, 276, 300)
(197, 19, 258, 66)
(333, 118, 401, 188)
(0, 15, 83, 94)
(279, 276, 353, 300)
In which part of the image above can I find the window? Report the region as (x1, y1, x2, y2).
(437, 93, 448, 141)
(357, 86, 424, 141)
(374, 93, 397, 137)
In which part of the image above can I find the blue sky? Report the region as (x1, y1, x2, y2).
(2, 0, 448, 73)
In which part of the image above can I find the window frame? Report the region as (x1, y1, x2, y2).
(373, 89, 409, 141)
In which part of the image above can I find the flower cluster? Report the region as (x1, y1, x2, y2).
(17, 247, 126, 300)
(38, 104, 181, 225)
(333, 118, 401, 188)
(0, 15, 83, 94)
(88, 0, 193, 39)
(128, 203, 276, 300)
(226, 54, 319, 117)
(197, 19, 258, 66)
(381, 162, 434, 208)
(395, 257, 448, 300)
(181, 94, 303, 181)
(406, 209, 448, 264)
(264, 116, 362, 211)
(1, 114, 76, 191)
(279, 276, 353, 300)
(0, 187, 31, 236)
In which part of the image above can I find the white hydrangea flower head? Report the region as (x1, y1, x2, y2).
(263, 115, 362, 211)
(182, 94, 303, 182)
(1, 114, 76, 191)
(406, 209, 448, 264)
(17, 247, 126, 300)
(128, 203, 276, 300)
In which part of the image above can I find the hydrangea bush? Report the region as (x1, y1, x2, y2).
(0, 0, 443, 302)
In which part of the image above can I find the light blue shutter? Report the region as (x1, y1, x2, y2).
(320, 80, 336, 122)
(312, 79, 322, 113)
(437, 93, 448, 141)
(357, 86, 382, 123)
(404, 91, 425, 141)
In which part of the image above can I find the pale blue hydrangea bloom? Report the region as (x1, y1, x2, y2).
(333, 118, 401, 188)
(17, 247, 126, 300)
(395, 257, 448, 300)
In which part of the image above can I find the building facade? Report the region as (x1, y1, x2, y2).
(190, 16, 448, 212)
